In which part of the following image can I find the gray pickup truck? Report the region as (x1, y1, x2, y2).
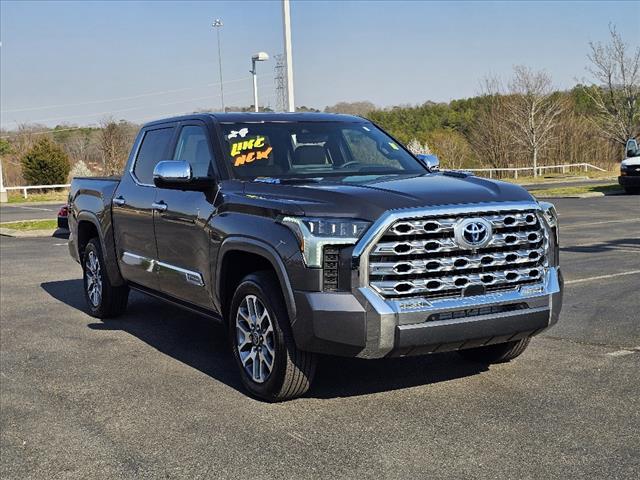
(68, 113, 563, 401)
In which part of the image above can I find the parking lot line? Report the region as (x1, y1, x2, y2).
(565, 270, 640, 285)
(561, 218, 640, 229)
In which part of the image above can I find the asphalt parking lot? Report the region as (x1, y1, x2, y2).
(1, 196, 638, 479)
(0, 202, 65, 223)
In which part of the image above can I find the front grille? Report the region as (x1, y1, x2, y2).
(368, 209, 547, 299)
(323, 246, 340, 291)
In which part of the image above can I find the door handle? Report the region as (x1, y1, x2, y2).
(152, 201, 168, 212)
(113, 196, 126, 206)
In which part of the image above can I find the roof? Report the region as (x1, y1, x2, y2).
(143, 112, 366, 127)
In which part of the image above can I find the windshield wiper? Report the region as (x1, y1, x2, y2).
(270, 177, 323, 184)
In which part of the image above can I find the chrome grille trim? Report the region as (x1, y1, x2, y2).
(370, 266, 544, 296)
(354, 201, 549, 300)
(370, 247, 544, 276)
(372, 230, 543, 256)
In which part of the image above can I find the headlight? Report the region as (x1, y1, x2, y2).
(538, 201, 558, 229)
(280, 216, 371, 267)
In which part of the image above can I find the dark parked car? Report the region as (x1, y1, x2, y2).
(67, 113, 563, 401)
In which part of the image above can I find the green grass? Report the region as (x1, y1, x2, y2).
(529, 183, 623, 197)
(0, 219, 59, 231)
(7, 189, 69, 203)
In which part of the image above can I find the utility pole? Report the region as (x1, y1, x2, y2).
(212, 19, 225, 112)
(282, 0, 295, 112)
(0, 157, 7, 203)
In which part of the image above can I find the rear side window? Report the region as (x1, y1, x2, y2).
(173, 125, 214, 177)
(133, 127, 175, 185)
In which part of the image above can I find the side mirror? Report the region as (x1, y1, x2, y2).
(153, 160, 214, 190)
(153, 160, 192, 189)
(416, 154, 440, 172)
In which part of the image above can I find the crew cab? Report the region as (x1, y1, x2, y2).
(619, 138, 640, 194)
(67, 113, 563, 401)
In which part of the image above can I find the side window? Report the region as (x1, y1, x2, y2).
(173, 125, 214, 177)
(133, 127, 175, 185)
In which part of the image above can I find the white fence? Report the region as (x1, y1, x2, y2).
(3, 183, 70, 200)
(460, 163, 607, 179)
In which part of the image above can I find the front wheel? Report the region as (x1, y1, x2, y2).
(457, 337, 530, 364)
(82, 238, 129, 318)
(229, 271, 317, 401)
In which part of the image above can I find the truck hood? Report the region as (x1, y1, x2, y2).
(240, 173, 535, 221)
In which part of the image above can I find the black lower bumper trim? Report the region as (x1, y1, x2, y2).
(393, 308, 549, 356)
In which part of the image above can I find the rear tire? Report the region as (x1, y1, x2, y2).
(82, 238, 129, 318)
(457, 337, 530, 364)
(229, 271, 317, 401)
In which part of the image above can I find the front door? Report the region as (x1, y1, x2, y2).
(112, 125, 176, 290)
(153, 122, 218, 309)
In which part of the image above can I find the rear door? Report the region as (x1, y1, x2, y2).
(153, 121, 218, 309)
(112, 124, 176, 290)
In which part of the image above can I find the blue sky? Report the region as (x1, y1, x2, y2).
(1, 0, 638, 129)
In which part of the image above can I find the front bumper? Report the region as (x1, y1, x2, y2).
(292, 267, 563, 359)
(618, 175, 640, 187)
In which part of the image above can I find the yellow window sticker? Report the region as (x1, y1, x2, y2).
(388, 142, 399, 150)
(230, 135, 273, 167)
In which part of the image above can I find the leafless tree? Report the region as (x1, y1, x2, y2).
(584, 24, 640, 146)
(98, 117, 129, 175)
(506, 66, 566, 176)
(324, 101, 376, 116)
(406, 139, 432, 155)
(469, 76, 513, 169)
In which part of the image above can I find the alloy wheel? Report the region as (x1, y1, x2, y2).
(85, 250, 102, 307)
(235, 295, 276, 383)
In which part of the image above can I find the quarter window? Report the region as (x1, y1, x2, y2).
(133, 127, 175, 185)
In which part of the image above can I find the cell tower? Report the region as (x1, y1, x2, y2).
(274, 54, 287, 112)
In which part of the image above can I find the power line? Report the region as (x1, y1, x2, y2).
(0, 93, 277, 139)
(1, 79, 276, 127)
(0, 77, 251, 114)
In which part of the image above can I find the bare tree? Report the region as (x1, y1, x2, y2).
(506, 66, 565, 176)
(98, 117, 129, 175)
(406, 139, 432, 155)
(470, 76, 513, 169)
(584, 24, 640, 146)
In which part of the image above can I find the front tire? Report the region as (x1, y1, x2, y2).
(82, 238, 129, 318)
(457, 337, 531, 364)
(229, 271, 317, 401)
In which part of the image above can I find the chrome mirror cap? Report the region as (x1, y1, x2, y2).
(416, 154, 440, 172)
(153, 161, 192, 184)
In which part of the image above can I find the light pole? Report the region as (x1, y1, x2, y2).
(282, 0, 295, 112)
(250, 52, 269, 112)
(212, 19, 225, 112)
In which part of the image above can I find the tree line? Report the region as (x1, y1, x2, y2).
(0, 25, 637, 186)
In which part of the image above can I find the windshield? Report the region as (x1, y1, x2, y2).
(220, 121, 425, 180)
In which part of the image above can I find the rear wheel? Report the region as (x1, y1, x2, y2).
(457, 338, 530, 364)
(229, 271, 317, 401)
(82, 238, 129, 318)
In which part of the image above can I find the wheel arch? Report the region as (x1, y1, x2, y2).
(75, 210, 125, 286)
(216, 237, 297, 324)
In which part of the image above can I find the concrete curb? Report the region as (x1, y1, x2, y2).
(0, 227, 62, 238)
(533, 192, 606, 199)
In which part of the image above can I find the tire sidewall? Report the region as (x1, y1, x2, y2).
(228, 275, 289, 400)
